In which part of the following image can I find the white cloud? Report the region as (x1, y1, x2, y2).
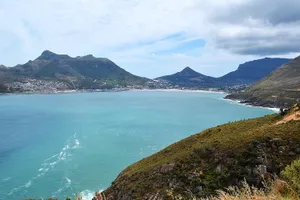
(0, 0, 299, 78)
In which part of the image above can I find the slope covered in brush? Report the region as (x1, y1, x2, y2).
(226, 56, 300, 107)
(104, 105, 300, 199)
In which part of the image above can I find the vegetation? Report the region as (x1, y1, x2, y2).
(157, 58, 290, 89)
(156, 67, 218, 89)
(0, 73, 7, 93)
(104, 104, 300, 199)
(1, 50, 148, 91)
(227, 55, 300, 107)
(282, 159, 300, 194)
(219, 58, 290, 86)
(25, 105, 300, 200)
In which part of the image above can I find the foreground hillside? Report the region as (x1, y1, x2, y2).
(0, 50, 148, 92)
(226, 56, 300, 108)
(103, 105, 300, 199)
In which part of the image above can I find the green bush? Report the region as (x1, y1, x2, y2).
(281, 159, 300, 193)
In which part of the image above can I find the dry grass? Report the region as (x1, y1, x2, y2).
(203, 179, 299, 200)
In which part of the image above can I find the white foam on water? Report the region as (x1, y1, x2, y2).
(79, 190, 95, 200)
(52, 177, 73, 197)
(73, 139, 80, 149)
(2, 177, 11, 182)
(8, 133, 82, 197)
(79, 189, 104, 200)
(65, 177, 71, 184)
(222, 98, 279, 113)
(25, 181, 32, 188)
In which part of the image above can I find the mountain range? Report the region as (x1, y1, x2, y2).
(226, 56, 300, 107)
(0, 51, 295, 100)
(156, 58, 291, 90)
(0, 50, 148, 92)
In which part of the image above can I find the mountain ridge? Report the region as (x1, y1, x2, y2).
(156, 58, 291, 90)
(0, 50, 149, 92)
(156, 66, 218, 89)
(226, 56, 300, 107)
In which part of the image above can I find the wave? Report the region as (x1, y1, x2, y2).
(221, 98, 279, 113)
(79, 190, 95, 200)
(79, 189, 104, 200)
(52, 176, 72, 197)
(7, 133, 81, 197)
(2, 177, 11, 182)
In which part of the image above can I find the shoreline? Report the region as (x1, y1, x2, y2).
(129, 88, 227, 94)
(1, 88, 279, 112)
(223, 97, 280, 112)
(0, 88, 227, 96)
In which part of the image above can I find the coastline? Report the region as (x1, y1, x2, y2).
(129, 88, 227, 94)
(0, 88, 227, 96)
(0, 88, 279, 112)
(223, 97, 280, 112)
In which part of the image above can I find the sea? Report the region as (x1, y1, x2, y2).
(0, 91, 276, 199)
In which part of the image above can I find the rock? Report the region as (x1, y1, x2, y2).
(288, 151, 296, 156)
(216, 164, 223, 173)
(253, 165, 267, 176)
(160, 163, 175, 173)
(196, 186, 203, 192)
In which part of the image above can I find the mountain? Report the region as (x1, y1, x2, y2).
(1, 50, 148, 92)
(156, 58, 290, 90)
(156, 67, 218, 89)
(103, 105, 300, 199)
(219, 58, 291, 86)
(226, 56, 300, 108)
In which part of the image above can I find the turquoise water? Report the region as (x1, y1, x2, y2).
(0, 91, 275, 199)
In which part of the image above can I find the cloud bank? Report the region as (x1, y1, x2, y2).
(0, 0, 299, 77)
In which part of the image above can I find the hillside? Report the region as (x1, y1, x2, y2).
(103, 105, 300, 199)
(157, 58, 290, 90)
(156, 67, 218, 89)
(226, 56, 300, 108)
(219, 58, 291, 86)
(1, 50, 148, 92)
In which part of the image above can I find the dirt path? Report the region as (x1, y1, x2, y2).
(275, 111, 300, 125)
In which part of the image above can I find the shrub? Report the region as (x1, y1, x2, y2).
(281, 159, 300, 194)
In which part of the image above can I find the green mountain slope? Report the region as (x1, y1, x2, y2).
(156, 67, 218, 89)
(104, 106, 300, 199)
(156, 58, 290, 90)
(219, 58, 290, 86)
(226, 56, 300, 107)
(2, 50, 148, 91)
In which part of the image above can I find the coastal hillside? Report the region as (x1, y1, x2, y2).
(219, 58, 291, 86)
(226, 55, 300, 108)
(0, 50, 148, 92)
(156, 67, 217, 89)
(103, 105, 300, 199)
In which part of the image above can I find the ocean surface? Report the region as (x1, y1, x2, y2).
(0, 91, 276, 199)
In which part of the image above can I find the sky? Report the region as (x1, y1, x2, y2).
(0, 0, 300, 78)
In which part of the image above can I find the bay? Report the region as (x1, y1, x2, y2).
(0, 91, 275, 199)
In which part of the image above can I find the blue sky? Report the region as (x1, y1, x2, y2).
(0, 0, 299, 78)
